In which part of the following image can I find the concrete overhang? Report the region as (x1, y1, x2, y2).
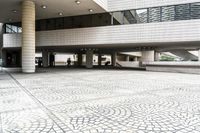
(0, 0, 107, 23)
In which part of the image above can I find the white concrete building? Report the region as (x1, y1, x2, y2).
(1, 0, 200, 73)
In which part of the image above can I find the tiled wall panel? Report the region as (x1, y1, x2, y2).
(3, 19, 200, 48)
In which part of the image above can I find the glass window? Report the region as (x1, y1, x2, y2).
(149, 7, 161, 22)
(55, 18, 64, 29)
(91, 14, 106, 26)
(162, 6, 175, 22)
(135, 9, 148, 23)
(39, 20, 46, 31)
(6, 24, 12, 33)
(97, 13, 111, 26)
(36, 20, 41, 31)
(64, 17, 73, 29)
(190, 3, 200, 19)
(6, 24, 10, 33)
(80, 15, 92, 27)
(12, 26, 18, 33)
(5, 24, 22, 33)
(175, 4, 190, 20)
(112, 11, 124, 25)
(73, 16, 82, 28)
(46, 19, 55, 30)
(124, 10, 138, 24)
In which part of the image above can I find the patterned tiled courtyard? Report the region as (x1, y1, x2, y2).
(0, 68, 200, 133)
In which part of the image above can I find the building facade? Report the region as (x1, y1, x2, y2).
(1, 0, 200, 72)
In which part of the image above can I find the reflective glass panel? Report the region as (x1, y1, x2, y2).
(175, 4, 190, 20)
(190, 3, 200, 19)
(149, 7, 161, 22)
(136, 9, 148, 23)
(162, 6, 175, 21)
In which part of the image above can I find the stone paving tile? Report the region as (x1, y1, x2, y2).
(1, 69, 200, 132)
(0, 72, 38, 113)
(1, 108, 65, 133)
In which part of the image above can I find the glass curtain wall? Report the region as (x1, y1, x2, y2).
(161, 6, 175, 22)
(175, 4, 190, 20)
(149, 7, 161, 22)
(111, 2, 200, 25)
(4, 2, 200, 33)
(190, 3, 200, 19)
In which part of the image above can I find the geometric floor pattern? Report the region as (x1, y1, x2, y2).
(0, 68, 200, 133)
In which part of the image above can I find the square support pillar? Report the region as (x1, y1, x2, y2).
(78, 53, 82, 66)
(42, 51, 49, 67)
(134, 57, 138, 61)
(141, 51, 155, 62)
(86, 50, 93, 68)
(112, 52, 117, 67)
(98, 54, 102, 66)
(126, 55, 130, 61)
(154, 51, 160, 61)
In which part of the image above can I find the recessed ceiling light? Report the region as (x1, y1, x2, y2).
(8, 19, 12, 22)
(12, 10, 17, 13)
(89, 9, 93, 12)
(58, 12, 63, 16)
(75, 0, 81, 4)
(41, 5, 47, 9)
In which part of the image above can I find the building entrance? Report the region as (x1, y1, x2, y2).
(6, 50, 21, 67)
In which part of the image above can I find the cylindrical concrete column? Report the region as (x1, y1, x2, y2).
(112, 52, 117, 66)
(42, 51, 49, 67)
(86, 50, 93, 68)
(126, 55, 130, 61)
(134, 56, 138, 61)
(22, 0, 35, 73)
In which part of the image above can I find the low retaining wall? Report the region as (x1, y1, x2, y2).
(145, 62, 200, 74)
(117, 61, 140, 68)
(3, 67, 22, 72)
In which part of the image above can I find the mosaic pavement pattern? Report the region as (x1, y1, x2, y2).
(0, 68, 200, 133)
